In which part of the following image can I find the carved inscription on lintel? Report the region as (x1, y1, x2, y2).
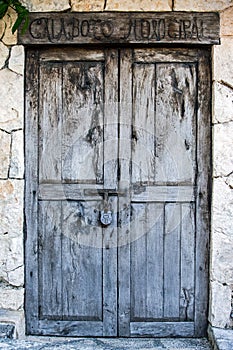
(18, 12, 220, 45)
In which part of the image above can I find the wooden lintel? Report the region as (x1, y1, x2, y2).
(18, 12, 220, 45)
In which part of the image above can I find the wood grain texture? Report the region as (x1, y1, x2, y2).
(38, 201, 62, 318)
(62, 200, 103, 320)
(25, 49, 40, 334)
(164, 203, 181, 319)
(25, 47, 211, 337)
(130, 203, 164, 321)
(194, 49, 211, 337)
(39, 64, 62, 183)
(118, 49, 132, 337)
(62, 62, 104, 184)
(18, 12, 220, 45)
(155, 63, 197, 184)
(180, 203, 195, 321)
(130, 321, 194, 337)
(132, 63, 155, 183)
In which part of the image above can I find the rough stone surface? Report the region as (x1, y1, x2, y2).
(0, 180, 24, 238)
(208, 327, 233, 350)
(0, 8, 17, 46)
(211, 230, 233, 284)
(213, 38, 233, 88)
(8, 46, 24, 76)
(0, 337, 212, 349)
(0, 42, 9, 70)
(210, 281, 233, 329)
(0, 131, 11, 179)
(0, 310, 25, 339)
(213, 122, 233, 177)
(0, 287, 24, 311)
(0, 69, 23, 132)
(9, 130, 24, 179)
(71, 0, 104, 11)
(21, 0, 70, 12)
(105, 0, 172, 11)
(0, 323, 15, 339)
(212, 177, 233, 239)
(213, 82, 233, 124)
(174, 0, 233, 11)
(221, 6, 233, 37)
(0, 235, 24, 287)
(210, 176, 233, 329)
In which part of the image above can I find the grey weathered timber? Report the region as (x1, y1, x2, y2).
(25, 47, 211, 337)
(194, 50, 211, 337)
(38, 201, 63, 318)
(130, 322, 194, 337)
(180, 203, 195, 321)
(25, 49, 40, 334)
(18, 12, 220, 45)
(118, 49, 132, 337)
(102, 49, 119, 336)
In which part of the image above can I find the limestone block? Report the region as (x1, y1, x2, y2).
(0, 8, 17, 46)
(0, 42, 9, 70)
(0, 130, 11, 179)
(212, 178, 233, 238)
(9, 46, 25, 76)
(0, 69, 23, 132)
(174, 0, 233, 12)
(0, 180, 24, 238)
(209, 280, 232, 328)
(9, 130, 24, 179)
(105, 0, 172, 11)
(71, 0, 104, 11)
(0, 309, 25, 339)
(213, 37, 233, 87)
(211, 231, 233, 283)
(0, 236, 24, 287)
(213, 82, 233, 124)
(0, 287, 24, 310)
(221, 6, 233, 36)
(213, 122, 233, 177)
(21, 0, 70, 12)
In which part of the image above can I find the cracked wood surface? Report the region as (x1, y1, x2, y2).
(25, 47, 210, 337)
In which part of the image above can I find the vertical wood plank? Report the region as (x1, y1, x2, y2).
(180, 203, 195, 321)
(164, 203, 181, 319)
(102, 49, 119, 336)
(39, 64, 62, 183)
(62, 62, 104, 183)
(155, 63, 197, 184)
(62, 200, 103, 320)
(146, 203, 164, 319)
(103, 196, 118, 336)
(118, 48, 132, 336)
(130, 203, 147, 319)
(132, 63, 155, 184)
(25, 49, 39, 334)
(38, 201, 62, 318)
(194, 49, 211, 336)
(104, 49, 119, 189)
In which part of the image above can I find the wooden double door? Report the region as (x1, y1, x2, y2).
(25, 47, 211, 337)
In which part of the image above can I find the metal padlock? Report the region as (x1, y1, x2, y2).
(100, 192, 112, 226)
(100, 210, 113, 226)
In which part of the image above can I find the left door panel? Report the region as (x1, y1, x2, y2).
(25, 48, 118, 336)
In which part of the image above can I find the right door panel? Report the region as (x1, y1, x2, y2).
(118, 48, 211, 337)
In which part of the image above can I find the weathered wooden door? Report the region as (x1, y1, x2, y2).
(25, 47, 210, 337)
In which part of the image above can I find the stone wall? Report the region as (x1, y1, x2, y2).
(0, 0, 232, 337)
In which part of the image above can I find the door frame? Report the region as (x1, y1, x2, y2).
(24, 45, 212, 337)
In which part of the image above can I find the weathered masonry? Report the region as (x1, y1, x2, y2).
(18, 11, 220, 337)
